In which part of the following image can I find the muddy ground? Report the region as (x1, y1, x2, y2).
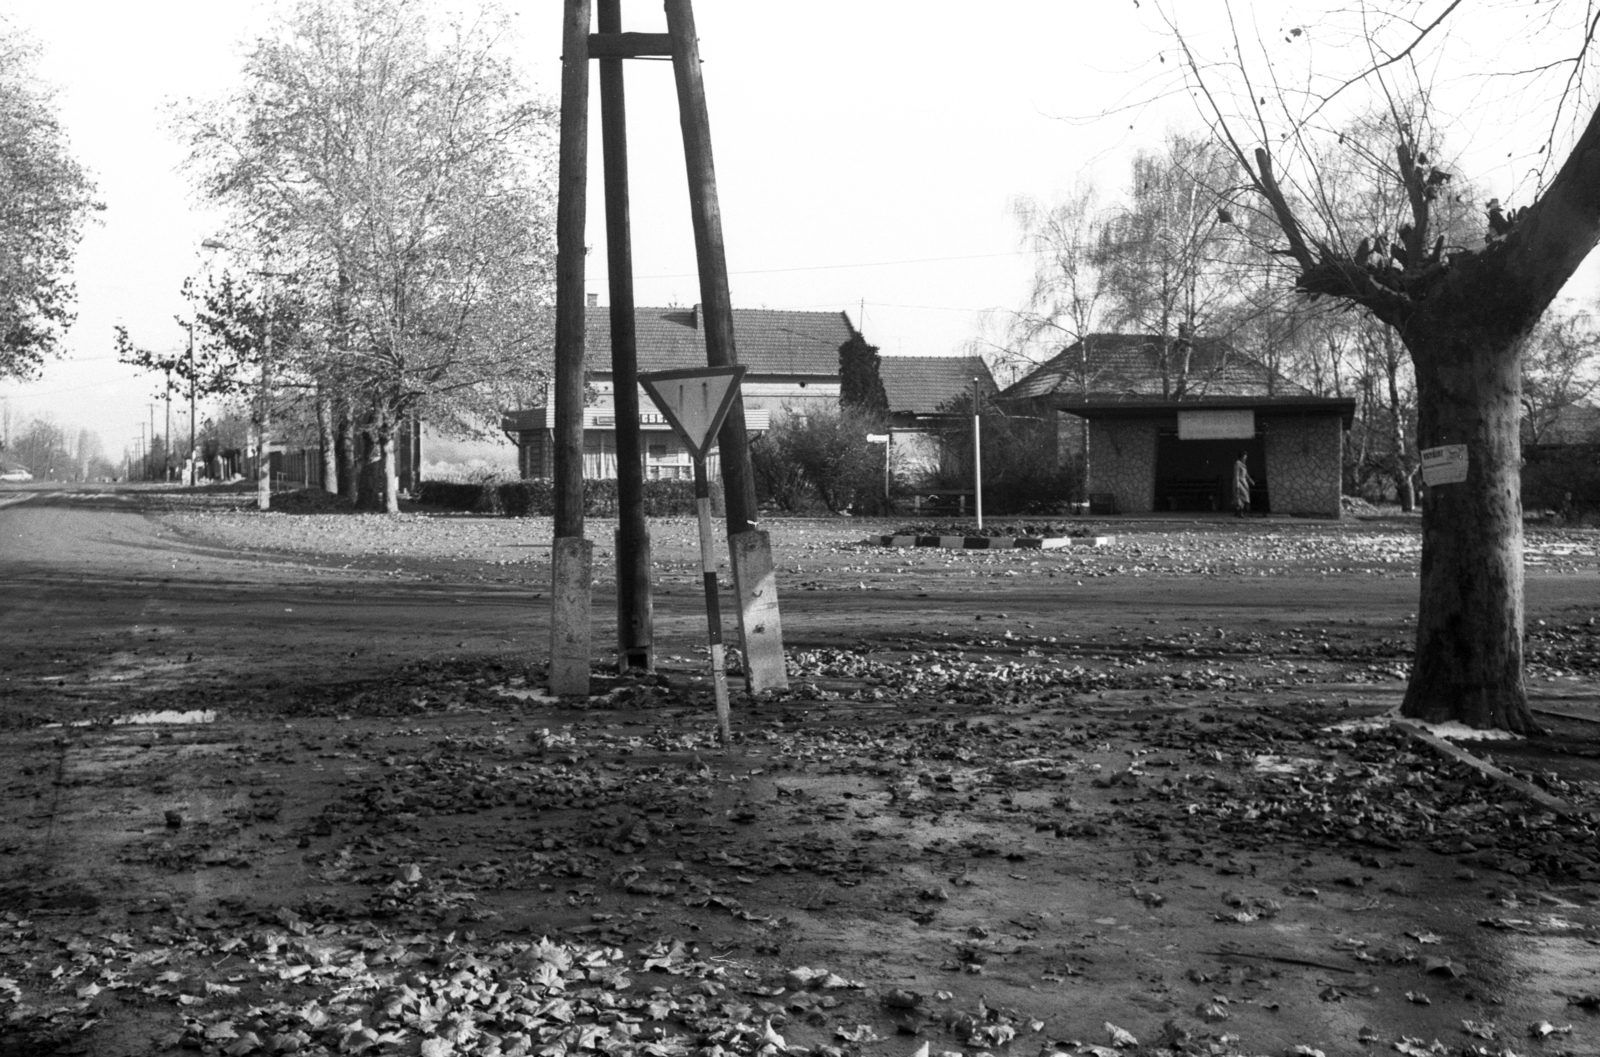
(1, 484, 1598, 1057)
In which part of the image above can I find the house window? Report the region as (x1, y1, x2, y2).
(648, 443, 669, 459)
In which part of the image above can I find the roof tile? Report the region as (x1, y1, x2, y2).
(879, 355, 996, 414)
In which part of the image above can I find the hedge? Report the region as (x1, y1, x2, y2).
(417, 478, 724, 518)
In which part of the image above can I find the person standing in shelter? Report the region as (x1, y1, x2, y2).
(1232, 452, 1254, 518)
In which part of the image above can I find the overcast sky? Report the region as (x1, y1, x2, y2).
(2, 0, 1596, 463)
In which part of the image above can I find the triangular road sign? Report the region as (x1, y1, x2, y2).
(638, 366, 746, 462)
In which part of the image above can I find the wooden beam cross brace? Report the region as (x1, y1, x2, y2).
(587, 32, 672, 58)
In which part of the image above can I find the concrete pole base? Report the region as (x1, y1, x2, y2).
(549, 536, 594, 696)
(729, 529, 787, 692)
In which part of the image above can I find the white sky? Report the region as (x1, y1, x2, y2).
(1, 0, 1596, 462)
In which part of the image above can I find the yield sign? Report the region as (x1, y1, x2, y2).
(638, 366, 746, 461)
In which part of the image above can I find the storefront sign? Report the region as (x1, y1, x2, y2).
(1177, 409, 1255, 440)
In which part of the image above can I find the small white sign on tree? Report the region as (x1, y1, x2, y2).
(1420, 444, 1469, 487)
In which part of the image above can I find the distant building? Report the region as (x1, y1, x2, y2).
(878, 355, 996, 476)
(1000, 333, 1355, 517)
(1524, 402, 1600, 449)
(502, 305, 851, 480)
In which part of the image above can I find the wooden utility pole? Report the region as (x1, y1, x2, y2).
(549, 0, 594, 696)
(257, 288, 272, 511)
(664, 0, 788, 692)
(187, 324, 197, 487)
(544, 0, 788, 696)
(164, 369, 172, 482)
(663, 1, 754, 534)
(598, 0, 652, 673)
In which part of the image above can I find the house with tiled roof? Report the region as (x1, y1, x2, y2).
(876, 355, 997, 478)
(1523, 402, 1600, 448)
(501, 304, 854, 480)
(999, 333, 1355, 518)
(879, 355, 996, 421)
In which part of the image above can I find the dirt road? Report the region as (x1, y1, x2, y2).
(6, 489, 1595, 720)
(2, 487, 1598, 1057)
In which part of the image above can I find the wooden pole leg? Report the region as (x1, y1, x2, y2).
(615, 527, 653, 671)
(549, 536, 593, 696)
(729, 529, 787, 693)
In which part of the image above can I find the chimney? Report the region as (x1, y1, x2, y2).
(586, 293, 598, 308)
(691, 304, 701, 329)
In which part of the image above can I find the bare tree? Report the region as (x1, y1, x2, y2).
(995, 183, 1112, 491)
(1522, 311, 1600, 445)
(1155, 1, 1600, 731)
(1096, 133, 1255, 398)
(1007, 183, 1109, 373)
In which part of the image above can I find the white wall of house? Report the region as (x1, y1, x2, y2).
(421, 423, 519, 481)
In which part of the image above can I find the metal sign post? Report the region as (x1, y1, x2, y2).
(866, 432, 890, 512)
(972, 377, 984, 530)
(639, 367, 746, 744)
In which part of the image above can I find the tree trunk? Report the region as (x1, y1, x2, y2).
(356, 428, 384, 511)
(1384, 348, 1415, 513)
(317, 389, 339, 495)
(338, 410, 361, 505)
(379, 426, 400, 515)
(1397, 467, 1416, 513)
(1401, 331, 1539, 733)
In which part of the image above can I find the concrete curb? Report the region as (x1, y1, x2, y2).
(871, 534, 1116, 550)
(1392, 718, 1584, 818)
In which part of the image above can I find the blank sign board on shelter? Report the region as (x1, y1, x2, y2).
(1177, 409, 1256, 440)
(638, 366, 746, 462)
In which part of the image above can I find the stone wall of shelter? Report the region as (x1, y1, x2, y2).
(1263, 415, 1343, 517)
(1087, 419, 1157, 513)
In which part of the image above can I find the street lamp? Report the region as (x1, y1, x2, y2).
(201, 238, 283, 512)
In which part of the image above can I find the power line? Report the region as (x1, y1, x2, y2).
(0, 377, 138, 398)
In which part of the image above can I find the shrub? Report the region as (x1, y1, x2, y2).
(926, 398, 1078, 515)
(1523, 445, 1600, 517)
(751, 406, 888, 514)
(416, 480, 487, 512)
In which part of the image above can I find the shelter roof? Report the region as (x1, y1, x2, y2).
(999, 333, 1311, 401)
